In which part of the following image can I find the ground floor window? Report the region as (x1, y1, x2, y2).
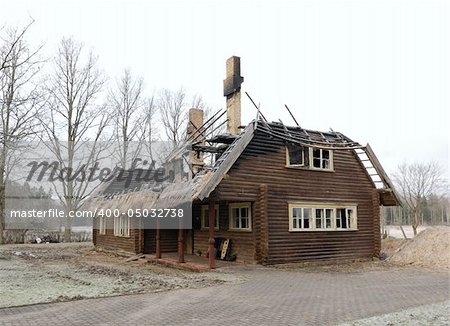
(98, 215, 107, 235)
(201, 204, 219, 230)
(289, 202, 357, 231)
(114, 215, 130, 237)
(229, 202, 252, 231)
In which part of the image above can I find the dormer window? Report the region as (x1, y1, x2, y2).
(286, 144, 333, 171)
(312, 148, 332, 170)
(286, 144, 308, 167)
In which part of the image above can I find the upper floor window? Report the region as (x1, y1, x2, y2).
(289, 203, 357, 231)
(286, 143, 308, 166)
(286, 144, 333, 171)
(312, 148, 332, 170)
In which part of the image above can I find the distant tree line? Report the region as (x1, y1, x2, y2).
(382, 195, 449, 225)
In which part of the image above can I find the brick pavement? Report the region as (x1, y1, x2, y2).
(0, 266, 449, 325)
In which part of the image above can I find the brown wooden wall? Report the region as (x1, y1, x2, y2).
(215, 131, 379, 264)
(192, 201, 256, 262)
(143, 229, 178, 254)
(93, 218, 142, 254)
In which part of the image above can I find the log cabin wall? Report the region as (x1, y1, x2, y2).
(216, 130, 379, 264)
(192, 201, 256, 262)
(93, 217, 141, 254)
(143, 229, 179, 254)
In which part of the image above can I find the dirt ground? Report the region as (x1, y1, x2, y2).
(271, 226, 450, 273)
(0, 243, 241, 308)
(1, 227, 448, 309)
(387, 226, 450, 270)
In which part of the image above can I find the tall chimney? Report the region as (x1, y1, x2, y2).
(223, 56, 244, 135)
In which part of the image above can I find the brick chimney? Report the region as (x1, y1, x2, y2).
(223, 56, 244, 135)
(187, 108, 204, 176)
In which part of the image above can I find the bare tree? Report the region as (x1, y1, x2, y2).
(158, 87, 187, 147)
(43, 37, 109, 242)
(393, 162, 446, 236)
(142, 95, 157, 163)
(191, 93, 206, 110)
(109, 69, 148, 168)
(0, 23, 44, 244)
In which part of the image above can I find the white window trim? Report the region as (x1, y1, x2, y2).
(310, 148, 333, 171)
(201, 204, 219, 230)
(114, 215, 130, 237)
(285, 145, 307, 167)
(229, 202, 252, 231)
(98, 215, 106, 235)
(288, 202, 357, 231)
(286, 146, 334, 171)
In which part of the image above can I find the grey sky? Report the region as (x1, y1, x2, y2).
(2, 0, 449, 179)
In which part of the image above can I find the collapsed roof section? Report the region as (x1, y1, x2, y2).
(85, 117, 400, 212)
(84, 55, 400, 210)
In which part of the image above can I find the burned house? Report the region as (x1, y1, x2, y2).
(88, 56, 399, 267)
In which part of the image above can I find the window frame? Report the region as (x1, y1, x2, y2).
(286, 144, 308, 167)
(288, 202, 357, 231)
(286, 145, 334, 171)
(228, 202, 252, 231)
(114, 215, 130, 237)
(201, 204, 219, 230)
(310, 148, 333, 171)
(98, 215, 107, 235)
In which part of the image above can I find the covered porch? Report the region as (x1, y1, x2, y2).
(144, 197, 258, 269)
(146, 199, 223, 269)
(142, 252, 244, 272)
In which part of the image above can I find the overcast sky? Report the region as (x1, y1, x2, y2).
(2, 0, 449, 180)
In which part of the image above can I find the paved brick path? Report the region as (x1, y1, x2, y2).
(1, 266, 449, 325)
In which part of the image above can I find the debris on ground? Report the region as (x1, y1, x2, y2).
(270, 227, 450, 273)
(388, 226, 450, 270)
(380, 236, 406, 258)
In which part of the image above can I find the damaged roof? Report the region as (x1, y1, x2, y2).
(84, 119, 400, 211)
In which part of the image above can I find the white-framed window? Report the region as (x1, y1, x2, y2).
(336, 208, 354, 229)
(114, 215, 130, 237)
(286, 143, 308, 166)
(201, 204, 219, 230)
(286, 145, 333, 171)
(311, 148, 332, 170)
(292, 207, 312, 229)
(98, 215, 106, 235)
(229, 202, 252, 231)
(289, 202, 357, 231)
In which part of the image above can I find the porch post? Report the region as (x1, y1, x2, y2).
(156, 218, 161, 259)
(208, 199, 216, 269)
(178, 218, 185, 263)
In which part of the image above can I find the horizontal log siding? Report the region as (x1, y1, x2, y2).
(216, 131, 378, 264)
(93, 217, 140, 254)
(193, 201, 256, 262)
(143, 229, 179, 254)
